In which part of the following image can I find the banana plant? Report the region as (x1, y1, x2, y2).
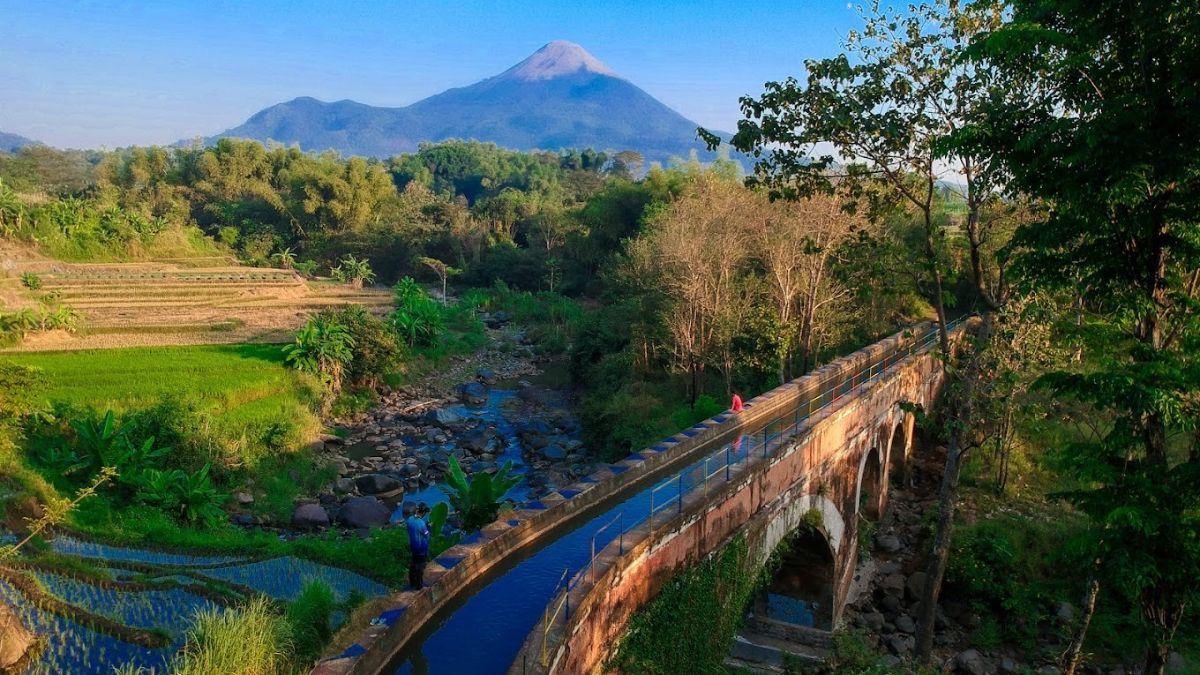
(445, 456, 521, 532)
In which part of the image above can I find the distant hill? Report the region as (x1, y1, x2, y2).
(0, 131, 37, 153)
(209, 41, 729, 166)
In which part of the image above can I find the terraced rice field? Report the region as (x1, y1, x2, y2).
(2, 253, 391, 350)
(1, 536, 387, 673)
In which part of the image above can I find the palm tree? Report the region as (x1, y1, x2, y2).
(332, 255, 376, 289)
(272, 247, 297, 270)
(283, 317, 356, 398)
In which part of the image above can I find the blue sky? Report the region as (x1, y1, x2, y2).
(1, 1, 860, 149)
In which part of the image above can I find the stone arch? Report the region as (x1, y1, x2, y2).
(759, 493, 845, 561)
(855, 445, 884, 521)
(886, 415, 910, 486)
(755, 524, 837, 630)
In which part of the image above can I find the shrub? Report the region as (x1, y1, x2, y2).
(284, 317, 356, 399)
(286, 581, 336, 663)
(172, 597, 294, 675)
(316, 305, 402, 389)
(331, 254, 375, 288)
(389, 277, 445, 347)
(445, 455, 520, 531)
(293, 260, 319, 278)
(20, 272, 41, 290)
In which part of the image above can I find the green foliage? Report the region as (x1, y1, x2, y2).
(427, 501, 450, 549)
(444, 455, 520, 532)
(284, 316, 356, 398)
(315, 305, 402, 389)
(970, 0, 1200, 665)
(610, 534, 759, 674)
(331, 254, 376, 287)
(20, 272, 41, 290)
(389, 277, 445, 347)
(286, 581, 336, 664)
(171, 597, 294, 675)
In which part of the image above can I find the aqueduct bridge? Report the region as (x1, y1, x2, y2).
(314, 320, 965, 675)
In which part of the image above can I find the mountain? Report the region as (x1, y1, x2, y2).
(0, 132, 37, 153)
(208, 41, 727, 165)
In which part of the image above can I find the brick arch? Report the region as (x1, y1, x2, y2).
(758, 493, 845, 563)
(854, 445, 885, 521)
(885, 412, 911, 484)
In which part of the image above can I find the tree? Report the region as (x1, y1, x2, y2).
(629, 172, 756, 403)
(755, 192, 862, 382)
(444, 456, 520, 532)
(973, 1, 1200, 670)
(705, 0, 1007, 661)
(418, 256, 460, 305)
(331, 255, 375, 288)
(283, 317, 356, 402)
(272, 247, 296, 270)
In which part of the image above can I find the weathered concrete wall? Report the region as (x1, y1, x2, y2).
(527, 326, 954, 675)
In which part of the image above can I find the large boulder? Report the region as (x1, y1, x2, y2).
(455, 382, 489, 405)
(339, 496, 391, 529)
(0, 602, 34, 670)
(952, 649, 995, 675)
(461, 428, 492, 453)
(875, 534, 903, 553)
(906, 572, 927, 602)
(424, 408, 463, 428)
(355, 474, 401, 495)
(292, 503, 330, 529)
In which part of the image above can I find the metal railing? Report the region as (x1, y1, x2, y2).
(533, 319, 960, 668)
(540, 568, 571, 665)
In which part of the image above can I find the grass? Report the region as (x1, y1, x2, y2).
(168, 596, 294, 675)
(6, 344, 323, 455)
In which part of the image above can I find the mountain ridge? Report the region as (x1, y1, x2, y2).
(207, 41, 727, 165)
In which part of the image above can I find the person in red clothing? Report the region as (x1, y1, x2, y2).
(731, 393, 744, 413)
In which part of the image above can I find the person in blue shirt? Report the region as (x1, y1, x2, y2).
(406, 502, 431, 590)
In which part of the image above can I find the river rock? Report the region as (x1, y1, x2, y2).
(292, 503, 330, 529)
(887, 634, 914, 656)
(875, 533, 902, 553)
(476, 368, 498, 385)
(461, 428, 492, 453)
(0, 602, 34, 670)
(355, 474, 401, 495)
(425, 408, 463, 428)
(456, 382, 489, 405)
(906, 572, 927, 601)
(333, 478, 356, 494)
(542, 444, 568, 461)
(234, 490, 254, 505)
(1055, 601, 1077, 625)
(952, 649, 994, 675)
(895, 614, 916, 634)
(339, 496, 391, 529)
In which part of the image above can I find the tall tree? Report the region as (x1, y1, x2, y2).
(705, 0, 1007, 661)
(973, 1, 1200, 671)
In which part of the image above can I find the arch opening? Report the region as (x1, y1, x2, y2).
(888, 421, 908, 487)
(752, 526, 836, 630)
(859, 446, 883, 522)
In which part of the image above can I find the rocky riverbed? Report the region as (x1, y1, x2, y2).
(841, 447, 1188, 675)
(287, 318, 596, 532)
